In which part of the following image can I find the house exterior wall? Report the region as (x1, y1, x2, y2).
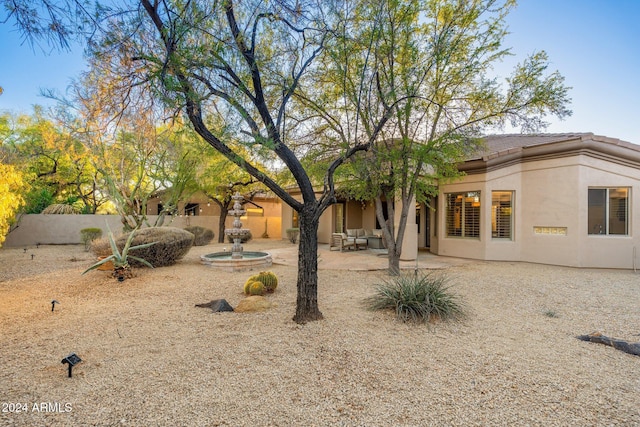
(435, 151, 640, 269)
(147, 192, 282, 218)
(317, 208, 333, 244)
(345, 200, 363, 229)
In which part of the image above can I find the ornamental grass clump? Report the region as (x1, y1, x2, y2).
(365, 272, 464, 323)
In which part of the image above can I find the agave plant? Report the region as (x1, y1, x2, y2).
(83, 224, 156, 280)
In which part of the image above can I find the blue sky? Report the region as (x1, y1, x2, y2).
(1, 0, 639, 143)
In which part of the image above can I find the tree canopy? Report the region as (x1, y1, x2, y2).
(2, 0, 572, 322)
(296, 0, 570, 273)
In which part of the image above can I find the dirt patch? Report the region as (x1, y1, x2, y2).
(1, 241, 639, 426)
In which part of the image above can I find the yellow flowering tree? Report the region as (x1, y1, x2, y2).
(0, 163, 27, 247)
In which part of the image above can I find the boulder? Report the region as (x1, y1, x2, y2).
(234, 296, 273, 313)
(195, 299, 234, 312)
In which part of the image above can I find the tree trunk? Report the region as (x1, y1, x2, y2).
(292, 208, 323, 323)
(374, 196, 401, 276)
(375, 189, 413, 276)
(388, 247, 401, 276)
(218, 208, 228, 243)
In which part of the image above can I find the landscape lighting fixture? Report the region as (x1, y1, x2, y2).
(61, 353, 82, 378)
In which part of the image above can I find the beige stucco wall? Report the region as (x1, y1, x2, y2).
(435, 152, 640, 269)
(4, 214, 282, 247)
(147, 192, 282, 218)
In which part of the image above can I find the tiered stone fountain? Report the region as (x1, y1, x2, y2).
(200, 192, 272, 272)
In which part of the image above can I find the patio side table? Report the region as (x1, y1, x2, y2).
(367, 236, 384, 249)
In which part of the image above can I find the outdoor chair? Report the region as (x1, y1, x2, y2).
(346, 229, 368, 250)
(330, 233, 356, 251)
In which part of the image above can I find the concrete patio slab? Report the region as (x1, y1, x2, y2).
(268, 244, 474, 271)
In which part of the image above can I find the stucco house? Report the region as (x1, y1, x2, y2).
(145, 190, 283, 239)
(432, 133, 640, 269)
(282, 133, 640, 269)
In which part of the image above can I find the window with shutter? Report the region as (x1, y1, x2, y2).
(492, 191, 513, 240)
(446, 191, 480, 238)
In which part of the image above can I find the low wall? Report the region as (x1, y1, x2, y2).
(3, 214, 282, 247)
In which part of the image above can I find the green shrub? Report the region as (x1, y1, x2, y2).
(285, 228, 299, 244)
(184, 226, 215, 246)
(226, 230, 252, 244)
(364, 273, 464, 323)
(80, 227, 103, 251)
(92, 227, 194, 267)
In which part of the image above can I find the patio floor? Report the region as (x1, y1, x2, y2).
(268, 244, 474, 271)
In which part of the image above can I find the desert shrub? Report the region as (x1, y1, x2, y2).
(226, 230, 253, 244)
(285, 228, 299, 244)
(90, 237, 112, 258)
(80, 227, 103, 251)
(92, 227, 194, 267)
(364, 273, 464, 323)
(184, 226, 215, 246)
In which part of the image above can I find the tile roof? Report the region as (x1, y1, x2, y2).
(483, 133, 591, 152)
(468, 133, 639, 161)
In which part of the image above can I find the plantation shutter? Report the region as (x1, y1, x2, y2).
(445, 192, 480, 238)
(492, 191, 513, 239)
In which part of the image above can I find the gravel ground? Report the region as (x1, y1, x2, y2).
(0, 240, 639, 426)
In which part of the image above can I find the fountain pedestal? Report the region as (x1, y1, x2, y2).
(200, 192, 272, 272)
(226, 193, 249, 259)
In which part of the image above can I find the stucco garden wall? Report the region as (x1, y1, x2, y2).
(4, 214, 282, 248)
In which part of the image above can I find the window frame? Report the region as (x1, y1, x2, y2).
(588, 187, 629, 236)
(491, 191, 514, 240)
(445, 191, 481, 239)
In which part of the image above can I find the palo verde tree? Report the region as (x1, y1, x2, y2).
(148, 122, 202, 227)
(0, 113, 27, 245)
(0, 109, 102, 213)
(301, 0, 571, 274)
(0, 162, 26, 246)
(68, 56, 203, 230)
(83, 0, 401, 323)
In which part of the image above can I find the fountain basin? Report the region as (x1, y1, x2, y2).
(200, 251, 272, 272)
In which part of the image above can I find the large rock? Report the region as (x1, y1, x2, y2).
(195, 299, 234, 313)
(234, 296, 273, 313)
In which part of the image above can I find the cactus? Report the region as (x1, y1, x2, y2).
(244, 275, 260, 294)
(256, 271, 278, 293)
(243, 280, 252, 295)
(249, 281, 266, 296)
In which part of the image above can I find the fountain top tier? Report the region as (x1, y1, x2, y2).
(227, 192, 246, 218)
(202, 192, 271, 271)
(225, 192, 250, 260)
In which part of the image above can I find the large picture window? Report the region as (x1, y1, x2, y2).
(588, 188, 629, 235)
(446, 191, 480, 238)
(492, 191, 513, 239)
